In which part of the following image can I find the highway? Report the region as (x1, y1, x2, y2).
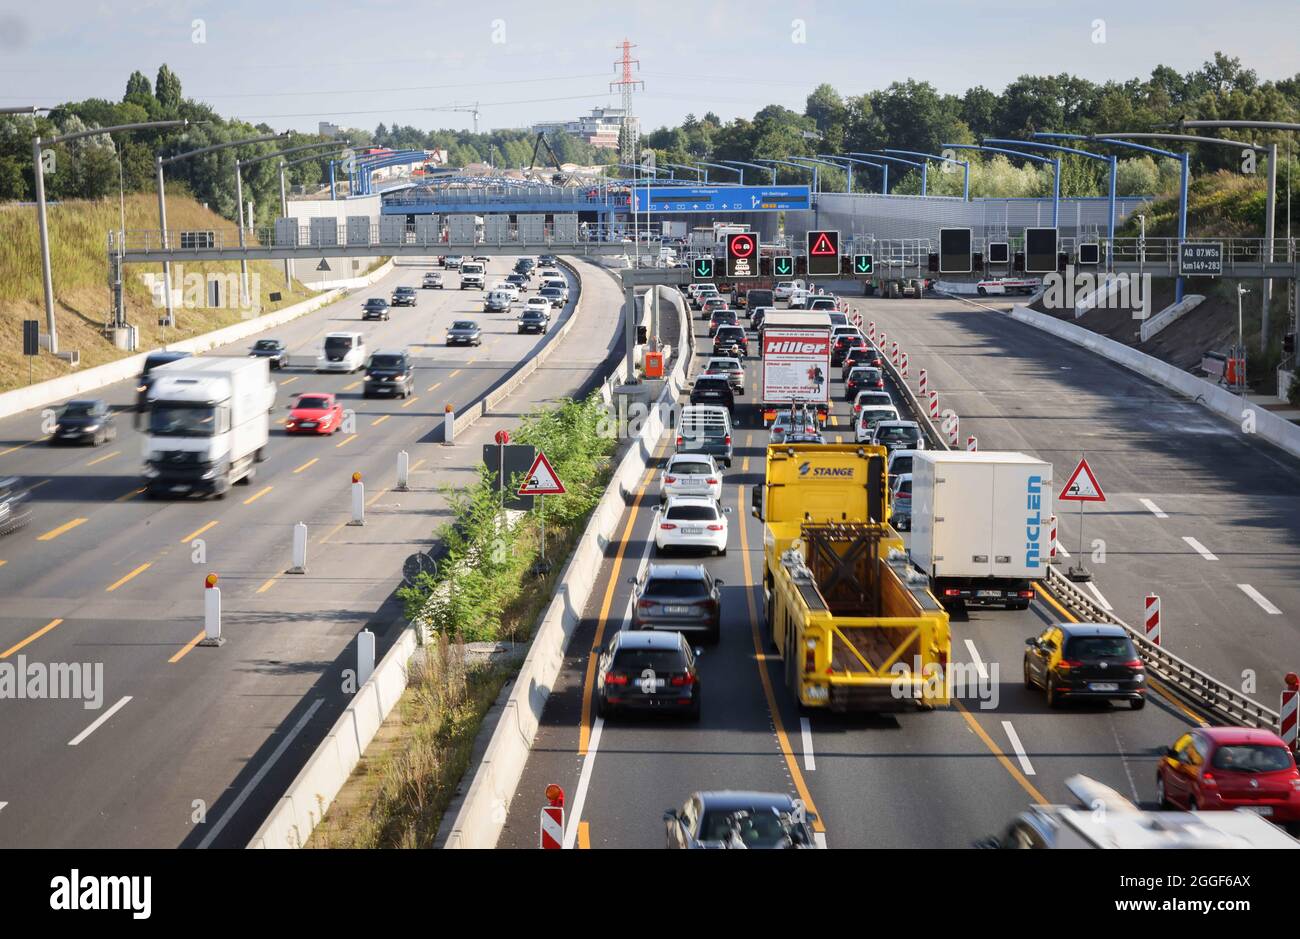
(0, 255, 622, 847)
(499, 291, 1237, 850)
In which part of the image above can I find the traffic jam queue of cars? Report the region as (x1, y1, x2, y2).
(606, 276, 1300, 849)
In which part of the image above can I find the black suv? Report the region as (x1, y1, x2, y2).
(390, 286, 417, 307)
(363, 351, 415, 398)
(1024, 623, 1147, 709)
(136, 349, 192, 416)
(362, 298, 390, 321)
(629, 563, 723, 644)
(712, 325, 748, 358)
(690, 375, 735, 415)
(594, 630, 700, 721)
(517, 309, 549, 334)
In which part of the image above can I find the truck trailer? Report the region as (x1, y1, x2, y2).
(759, 324, 832, 426)
(908, 451, 1053, 609)
(753, 444, 951, 712)
(142, 356, 276, 499)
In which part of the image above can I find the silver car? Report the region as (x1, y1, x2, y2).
(446, 320, 483, 346)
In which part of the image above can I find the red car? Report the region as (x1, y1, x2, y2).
(286, 392, 344, 435)
(1157, 727, 1300, 824)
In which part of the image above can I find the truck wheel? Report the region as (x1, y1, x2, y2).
(254, 447, 266, 463)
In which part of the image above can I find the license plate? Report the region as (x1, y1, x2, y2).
(1089, 682, 1119, 692)
(664, 606, 692, 615)
(1242, 806, 1273, 816)
(682, 527, 703, 535)
(299, 421, 317, 428)
(170, 485, 189, 493)
(681, 478, 703, 486)
(977, 590, 1002, 598)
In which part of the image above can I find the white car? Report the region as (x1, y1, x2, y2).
(655, 494, 730, 556)
(523, 296, 552, 318)
(787, 289, 809, 309)
(855, 404, 901, 443)
(491, 281, 520, 302)
(773, 280, 805, 301)
(659, 453, 723, 504)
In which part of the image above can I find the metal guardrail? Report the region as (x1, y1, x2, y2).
(868, 305, 1283, 734)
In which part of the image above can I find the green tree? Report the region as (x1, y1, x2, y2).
(155, 64, 183, 112)
(125, 70, 152, 101)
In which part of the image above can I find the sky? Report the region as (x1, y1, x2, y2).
(2, 0, 1298, 135)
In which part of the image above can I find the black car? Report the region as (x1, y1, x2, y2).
(664, 791, 817, 849)
(362, 298, 390, 321)
(845, 366, 885, 399)
(536, 255, 556, 267)
(50, 399, 116, 446)
(136, 349, 192, 415)
(1024, 623, 1147, 709)
(690, 375, 735, 414)
(708, 309, 738, 337)
(831, 334, 867, 366)
(629, 563, 723, 643)
(517, 310, 548, 334)
(712, 325, 748, 358)
(363, 351, 414, 398)
(390, 286, 417, 307)
(249, 338, 287, 369)
(595, 630, 700, 720)
(539, 286, 564, 308)
(506, 273, 528, 291)
(842, 346, 884, 377)
(0, 476, 34, 537)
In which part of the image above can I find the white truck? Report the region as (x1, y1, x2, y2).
(759, 325, 832, 427)
(142, 356, 277, 499)
(909, 451, 1053, 610)
(459, 261, 486, 290)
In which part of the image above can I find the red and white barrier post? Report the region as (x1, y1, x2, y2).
(868, 322, 876, 342)
(1144, 594, 1161, 646)
(1048, 515, 1058, 564)
(948, 415, 960, 447)
(1281, 673, 1299, 752)
(890, 340, 900, 365)
(929, 390, 939, 420)
(540, 783, 565, 849)
(966, 435, 978, 452)
(901, 351, 909, 377)
(918, 368, 928, 396)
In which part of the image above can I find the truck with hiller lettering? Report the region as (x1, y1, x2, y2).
(751, 444, 951, 711)
(908, 451, 1053, 610)
(759, 325, 831, 427)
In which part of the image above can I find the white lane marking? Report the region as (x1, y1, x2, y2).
(1139, 498, 1168, 519)
(963, 639, 988, 681)
(198, 697, 324, 848)
(1001, 721, 1036, 776)
(1237, 584, 1282, 615)
(1054, 541, 1070, 558)
(799, 717, 816, 771)
(814, 831, 828, 849)
(0, 802, 7, 813)
(1082, 579, 1113, 612)
(1182, 536, 1218, 561)
(564, 526, 656, 849)
(68, 696, 132, 746)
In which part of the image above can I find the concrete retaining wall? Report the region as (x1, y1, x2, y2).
(1138, 294, 1205, 342)
(1006, 303, 1300, 462)
(0, 259, 395, 423)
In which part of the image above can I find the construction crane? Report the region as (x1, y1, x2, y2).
(527, 131, 569, 185)
(427, 102, 480, 133)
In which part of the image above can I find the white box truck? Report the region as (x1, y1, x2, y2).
(909, 451, 1053, 609)
(142, 356, 276, 499)
(759, 324, 832, 426)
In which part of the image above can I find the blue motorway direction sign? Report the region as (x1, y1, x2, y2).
(632, 185, 811, 213)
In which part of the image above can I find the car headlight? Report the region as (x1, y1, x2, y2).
(83, 423, 100, 432)
(143, 467, 160, 479)
(200, 468, 217, 480)
(364, 375, 374, 381)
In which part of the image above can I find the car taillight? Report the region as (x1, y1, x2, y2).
(1057, 659, 1083, 671)
(706, 524, 724, 531)
(1019, 590, 1034, 598)
(660, 523, 677, 530)
(1124, 659, 1144, 668)
(605, 672, 628, 686)
(1201, 772, 1217, 787)
(664, 475, 677, 484)
(670, 674, 695, 687)
(706, 478, 718, 485)
(638, 599, 655, 608)
(897, 491, 911, 500)
(723, 435, 731, 445)
(854, 405, 862, 412)
(804, 647, 816, 673)
(943, 588, 961, 597)
(676, 435, 683, 446)
(1290, 777, 1300, 791)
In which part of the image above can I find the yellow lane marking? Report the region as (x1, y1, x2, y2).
(319, 519, 350, 545)
(370, 415, 391, 427)
(578, 454, 661, 755)
(27, 479, 51, 491)
(106, 562, 151, 593)
(426, 381, 442, 393)
(168, 631, 206, 664)
(449, 369, 462, 378)
(36, 518, 87, 541)
(243, 485, 273, 506)
(293, 457, 319, 474)
(829, 415, 839, 427)
(280, 376, 300, 386)
(577, 821, 591, 849)
(737, 484, 826, 833)
(2, 619, 63, 659)
(365, 485, 391, 508)
(179, 520, 218, 544)
(466, 358, 477, 366)
(1033, 583, 1208, 726)
(86, 450, 119, 467)
(0, 437, 48, 457)
(953, 698, 1050, 804)
(116, 487, 145, 502)
(741, 456, 750, 473)
(400, 396, 420, 409)
(335, 434, 358, 448)
(256, 578, 277, 594)
(410, 458, 425, 472)
(0, 560, 6, 568)
(343, 380, 362, 391)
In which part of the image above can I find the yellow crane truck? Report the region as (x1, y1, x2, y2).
(750, 443, 951, 711)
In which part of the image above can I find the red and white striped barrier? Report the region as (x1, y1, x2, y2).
(1281, 673, 1299, 751)
(947, 416, 960, 447)
(966, 435, 978, 452)
(929, 390, 938, 420)
(1048, 514, 1058, 564)
(890, 341, 899, 365)
(868, 322, 876, 341)
(852, 310, 863, 328)
(540, 805, 563, 849)
(918, 369, 928, 396)
(1144, 594, 1161, 646)
(900, 351, 909, 377)
(879, 331, 887, 351)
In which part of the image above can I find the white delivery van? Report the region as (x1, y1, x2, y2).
(459, 261, 486, 290)
(316, 332, 367, 373)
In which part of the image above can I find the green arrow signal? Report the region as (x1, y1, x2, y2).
(855, 255, 873, 274)
(775, 256, 793, 275)
(694, 259, 713, 277)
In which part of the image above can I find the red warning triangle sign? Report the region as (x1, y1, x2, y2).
(809, 231, 837, 255)
(1059, 457, 1105, 503)
(518, 451, 566, 495)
